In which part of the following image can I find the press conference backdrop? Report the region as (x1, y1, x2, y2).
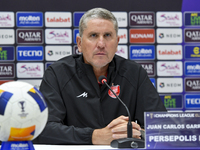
(0, 0, 199, 112)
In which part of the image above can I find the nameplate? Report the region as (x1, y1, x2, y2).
(145, 112, 200, 149)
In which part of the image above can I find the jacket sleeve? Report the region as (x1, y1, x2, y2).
(134, 66, 167, 128)
(33, 67, 94, 145)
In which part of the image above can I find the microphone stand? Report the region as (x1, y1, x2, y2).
(101, 79, 145, 148)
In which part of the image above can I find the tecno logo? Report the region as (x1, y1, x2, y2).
(17, 46, 43, 61)
(129, 29, 155, 43)
(185, 94, 200, 108)
(18, 50, 42, 56)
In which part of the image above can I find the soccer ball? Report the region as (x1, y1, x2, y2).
(0, 81, 48, 141)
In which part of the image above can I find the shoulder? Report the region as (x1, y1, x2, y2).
(114, 55, 142, 71)
(114, 55, 147, 82)
(44, 55, 80, 85)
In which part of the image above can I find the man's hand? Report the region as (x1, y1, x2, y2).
(92, 115, 142, 145)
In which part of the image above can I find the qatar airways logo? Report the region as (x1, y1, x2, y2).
(0, 12, 14, 27)
(156, 12, 182, 27)
(157, 61, 183, 76)
(185, 29, 200, 43)
(45, 29, 72, 44)
(129, 12, 155, 27)
(185, 78, 200, 92)
(17, 63, 44, 78)
(45, 12, 72, 27)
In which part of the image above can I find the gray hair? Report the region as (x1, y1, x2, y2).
(79, 8, 118, 37)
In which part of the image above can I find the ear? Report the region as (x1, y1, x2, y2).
(76, 36, 82, 53)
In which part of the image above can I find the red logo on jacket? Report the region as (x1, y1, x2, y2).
(108, 84, 120, 98)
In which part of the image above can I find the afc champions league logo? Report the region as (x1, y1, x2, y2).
(18, 101, 26, 112)
(108, 83, 120, 98)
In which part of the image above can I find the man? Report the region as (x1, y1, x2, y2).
(34, 8, 166, 145)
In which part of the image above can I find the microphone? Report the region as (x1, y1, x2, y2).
(98, 76, 145, 148)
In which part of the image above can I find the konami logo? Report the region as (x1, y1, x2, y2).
(129, 29, 155, 43)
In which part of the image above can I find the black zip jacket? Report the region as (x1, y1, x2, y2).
(33, 54, 166, 145)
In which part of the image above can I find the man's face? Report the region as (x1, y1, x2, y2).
(77, 19, 119, 69)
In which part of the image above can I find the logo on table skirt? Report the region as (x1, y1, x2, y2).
(108, 84, 120, 98)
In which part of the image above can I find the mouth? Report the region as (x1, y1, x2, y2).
(95, 52, 106, 55)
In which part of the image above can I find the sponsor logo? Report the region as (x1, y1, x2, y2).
(156, 28, 182, 43)
(160, 95, 183, 109)
(157, 78, 183, 93)
(17, 46, 43, 61)
(129, 29, 155, 43)
(17, 29, 43, 44)
(118, 29, 127, 44)
(0, 63, 15, 78)
(185, 94, 200, 108)
(137, 62, 155, 76)
(129, 12, 155, 27)
(108, 84, 120, 98)
(73, 29, 79, 44)
(150, 78, 156, 88)
(17, 79, 42, 90)
(185, 46, 200, 59)
(73, 12, 84, 27)
(16, 12, 43, 27)
(157, 45, 182, 60)
(184, 12, 200, 26)
(45, 12, 72, 27)
(0, 12, 14, 27)
(73, 45, 82, 55)
(45, 29, 72, 44)
(0, 47, 14, 61)
(0, 29, 15, 44)
(116, 45, 128, 59)
(11, 143, 29, 148)
(112, 12, 127, 27)
(45, 46, 72, 61)
(185, 61, 200, 76)
(129, 45, 155, 60)
(185, 29, 200, 43)
(157, 61, 183, 76)
(156, 12, 182, 27)
(17, 63, 44, 78)
(185, 78, 200, 92)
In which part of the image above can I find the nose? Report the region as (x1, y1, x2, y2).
(97, 36, 105, 49)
